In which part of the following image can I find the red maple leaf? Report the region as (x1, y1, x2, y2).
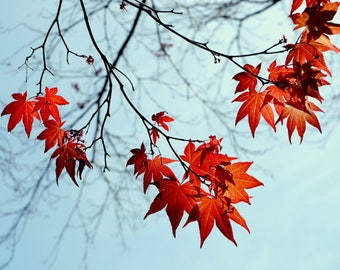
(126, 143, 148, 175)
(232, 63, 261, 93)
(51, 139, 92, 186)
(277, 100, 322, 143)
(225, 161, 264, 204)
(34, 86, 69, 122)
(151, 111, 174, 131)
(150, 128, 160, 144)
(37, 119, 65, 152)
(1, 91, 40, 137)
(184, 196, 236, 247)
(233, 89, 276, 137)
(140, 155, 176, 193)
(144, 176, 200, 237)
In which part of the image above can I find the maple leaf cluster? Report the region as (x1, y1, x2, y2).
(1, 0, 339, 250)
(127, 133, 263, 247)
(233, 0, 340, 143)
(1, 87, 92, 186)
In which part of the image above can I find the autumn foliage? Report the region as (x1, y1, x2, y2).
(1, 0, 340, 247)
(1, 87, 92, 186)
(233, 0, 340, 142)
(127, 136, 262, 247)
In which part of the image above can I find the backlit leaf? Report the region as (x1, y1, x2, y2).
(233, 90, 276, 137)
(34, 87, 69, 122)
(1, 91, 40, 137)
(37, 119, 65, 152)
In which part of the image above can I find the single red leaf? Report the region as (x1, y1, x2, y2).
(233, 63, 261, 93)
(150, 128, 160, 144)
(185, 196, 237, 247)
(151, 111, 174, 131)
(233, 90, 276, 137)
(228, 162, 264, 189)
(37, 119, 65, 152)
(126, 143, 148, 175)
(1, 91, 40, 137)
(34, 86, 69, 122)
(225, 161, 263, 204)
(144, 176, 200, 237)
(277, 100, 322, 143)
(141, 156, 176, 193)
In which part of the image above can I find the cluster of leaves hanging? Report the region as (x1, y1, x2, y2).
(127, 112, 263, 247)
(125, 0, 340, 247)
(1, 87, 92, 186)
(1, 0, 339, 248)
(233, 0, 340, 142)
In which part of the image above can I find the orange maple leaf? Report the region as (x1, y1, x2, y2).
(225, 161, 264, 204)
(144, 176, 199, 237)
(1, 91, 40, 137)
(233, 89, 276, 137)
(184, 196, 236, 247)
(138, 155, 176, 193)
(277, 100, 322, 143)
(233, 63, 261, 93)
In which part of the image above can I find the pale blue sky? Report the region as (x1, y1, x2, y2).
(1, 1, 340, 270)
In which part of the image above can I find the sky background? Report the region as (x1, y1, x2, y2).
(1, 1, 340, 270)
